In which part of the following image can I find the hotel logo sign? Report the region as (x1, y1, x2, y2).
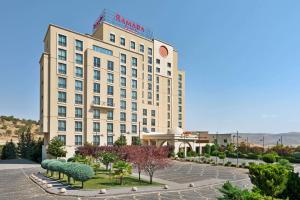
(93, 9, 153, 40)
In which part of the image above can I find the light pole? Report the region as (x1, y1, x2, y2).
(260, 136, 265, 153)
(236, 131, 240, 168)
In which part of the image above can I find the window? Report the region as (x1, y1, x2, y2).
(179, 90, 182, 97)
(93, 109, 100, 119)
(132, 57, 137, 67)
(156, 67, 160, 73)
(94, 57, 100, 68)
(132, 68, 137, 78)
(93, 122, 100, 132)
(143, 127, 148, 132)
(58, 49, 67, 61)
(110, 33, 115, 42)
(58, 63, 66, 74)
(93, 96, 100, 105)
(58, 77, 66, 88)
(148, 92, 152, 99)
(58, 135, 66, 145)
(151, 110, 155, 117)
(132, 125, 137, 134)
(107, 123, 113, 133)
(148, 57, 152, 64)
(58, 34, 67, 46)
(148, 83, 152, 90)
(58, 120, 66, 131)
(167, 71, 172, 76)
(120, 89, 126, 98)
(120, 100, 126, 110)
(107, 98, 114, 106)
(132, 113, 137, 122)
(151, 119, 155, 126)
(93, 135, 100, 146)
(143, 118, 147, 125)
(178, 114, 182, 120)
(120, 124, 126, 133)
(58, 91, 66, 103)
(107, 61, 114, 71)
(179, 74, 182, 81)
(75, 80, 83, 91)
(179, 122, 182, 128)
(120, 77, 126, 87)
(178, 98, 182, 104)
(148, 47, 152, 55)
(151, 128, 156, 132)
(75, 107, 82, 118)
(139, 44, 144, 53)
(148, 74, 152, 81)
(75, 67, 83, 78)
(156, 85, 159, 92)
(75, 53, 83, 64)
(107, 136, 113, 145)
(156, 59, 160, 64)
(94, 83, 100, 93)
(168, 121, 171, 128)
(130, 41, 135, 49)
(107, 85, 114, 95)
(75, 121, 82, 132)
(58, 106, 66, 117)
(120, 37, 125, 46)
(107, 73, 114, 83)
(179, 82, 182, 89)
(156, 76, 159, 83)
(75, 40, 83, 51)
(148, 65, 152, 73)
(75, 135, 82, 145)
(156, 94, 159, 101)
(143, 109, 147, 116)
(120, 65, 126, 75)
(132, 91, 137, 100)
(179, 106, 182, 112)
(107, 110, 113, 120)
(75, 94, 83, 104)
(132, 102, 137, 111)
(132, 80, 137, 89)
(168, 79, 171, 86)
(120, 54, 126, 64)
(168, 62, 171, 67)
(93, 45, 113, 56)
(94, 70, 100, 80)
(120, 112, 126, 121)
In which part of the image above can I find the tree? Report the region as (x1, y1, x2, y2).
(1, 140, 17, 159)
(113, 160, 132, 185)
(47, 137, 66, 158)
(248, 164, 289, 199)
(143, 146, 170, 184)
(277, 159, 293, 171)
(280, 171, 300, 199)
(204, 144, 211, 155)
(126, 146, 146, 182)
(218, 152, 226, 165)
(99, 152, 117, 171)
(114, 135, 127, 147)
(218, 181, 250, 200)
(71, 164, 94, 188)
(262, 153, 278, 163)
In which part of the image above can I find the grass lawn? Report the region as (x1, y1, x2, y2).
(44, 170, 161, 189)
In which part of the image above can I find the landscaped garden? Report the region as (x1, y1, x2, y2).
(40, 136, 171, 189)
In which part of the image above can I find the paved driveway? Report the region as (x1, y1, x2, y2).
(0, 159, 251, 200)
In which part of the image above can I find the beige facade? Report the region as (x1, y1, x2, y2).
(40, 12, 185, 158)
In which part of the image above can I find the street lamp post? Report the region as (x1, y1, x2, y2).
(236, 131, 239, 168)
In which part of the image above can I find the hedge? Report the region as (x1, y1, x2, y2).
(41, 159, 95, 187)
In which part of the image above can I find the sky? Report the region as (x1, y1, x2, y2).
(0, 0, 300, 133)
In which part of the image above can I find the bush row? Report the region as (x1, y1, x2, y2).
(41, 159, 94, 187)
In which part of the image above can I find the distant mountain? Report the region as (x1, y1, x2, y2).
(236, 132, 300, 147)
(0, 116, 42, 145)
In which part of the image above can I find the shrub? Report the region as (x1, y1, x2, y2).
(262, 153, 278, 163)
(67, 157, 75, 162)
(177, 151, 184, 158)
(70, 164, 94, 188)
(211, 150, 219, 156)
(61, 162, 78, 183)
(187, 150, 197, 157)
(247, 152, 259, 159)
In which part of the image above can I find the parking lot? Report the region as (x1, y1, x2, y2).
(0, 160, 251, 200)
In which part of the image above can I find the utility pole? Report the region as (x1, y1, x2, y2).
(236, 131, 239, 167)
(198, 133, 201, 156)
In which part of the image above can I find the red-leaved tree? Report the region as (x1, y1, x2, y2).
(142, 146, 170, 184)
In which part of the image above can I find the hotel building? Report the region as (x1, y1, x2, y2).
(40, 10, 185, 158)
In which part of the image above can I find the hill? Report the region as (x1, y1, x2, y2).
(0, 116, 42, 145)
(237, 132, 300, 147)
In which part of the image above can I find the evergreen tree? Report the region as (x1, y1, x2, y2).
(114, 135, 127, 146)
(47, 137, 66, 158)
(1, 140, 17, 159)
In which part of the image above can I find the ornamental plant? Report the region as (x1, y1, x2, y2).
(70, 164, 94, 188)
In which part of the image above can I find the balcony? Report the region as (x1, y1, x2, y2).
(91, 101, 115, 109)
